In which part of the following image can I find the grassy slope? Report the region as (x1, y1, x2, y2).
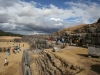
(0, 30, 23, 37)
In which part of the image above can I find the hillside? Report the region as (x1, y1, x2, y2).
(0, 30, 23, 37)
(54, 18, 100, 35)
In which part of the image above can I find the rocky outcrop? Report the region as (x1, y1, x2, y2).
(31, 52, 84, 75)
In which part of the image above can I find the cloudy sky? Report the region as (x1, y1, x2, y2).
(0, 0, 100, 35)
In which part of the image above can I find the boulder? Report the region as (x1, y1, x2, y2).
(52, 47, 61, 52)
(33, 49, 43, 54)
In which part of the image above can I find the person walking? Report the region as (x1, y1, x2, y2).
(62, 37, 65, 48)
(7, 47, 10, 56)
(19, 44, 20, 47)
(76, 39, 79, 46)
(62, 37, 65, 43)
(12, 48, 16, 54)
(23, 44, 24, 47)
(70, 39, 73, 46)
(17, 47, 20, 53)
(4, 58, 8, 66)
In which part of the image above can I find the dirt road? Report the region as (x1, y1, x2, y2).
(0, 42, 30, 75)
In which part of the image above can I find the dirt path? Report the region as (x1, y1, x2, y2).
(0, 42, 30, 75)
(53, 46, 100, 75)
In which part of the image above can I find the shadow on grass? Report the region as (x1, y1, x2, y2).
(77, 54, 88, 57)
(77, 54, 100, 58)
(91, 64, 100, 74)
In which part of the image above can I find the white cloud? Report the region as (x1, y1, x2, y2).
(55, 23, 63, 26)
(0, 8, 7, 15)
(64, 1, 100, 23)
(49, 18, 63, 21)
(0, 0, 100, 34)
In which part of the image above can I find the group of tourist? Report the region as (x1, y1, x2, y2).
(7, 44, 21, 55)
(12, 45, 21, 54)
(4, 43, 24, 66)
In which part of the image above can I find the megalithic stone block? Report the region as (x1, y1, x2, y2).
(52, 47, 61, 52)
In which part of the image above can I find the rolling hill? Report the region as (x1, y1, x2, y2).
(0, 30, 23, 36)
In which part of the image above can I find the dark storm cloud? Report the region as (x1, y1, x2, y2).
(15, 24, 61, 34)
(26, 25, 60, 33)
(0, 23, 12, 31)
(13, 16, 64, 34)
(0, 14, 10, 23)
(4, 25, 60, 35)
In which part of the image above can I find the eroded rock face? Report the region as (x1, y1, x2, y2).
(31, 52, 84, 75)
